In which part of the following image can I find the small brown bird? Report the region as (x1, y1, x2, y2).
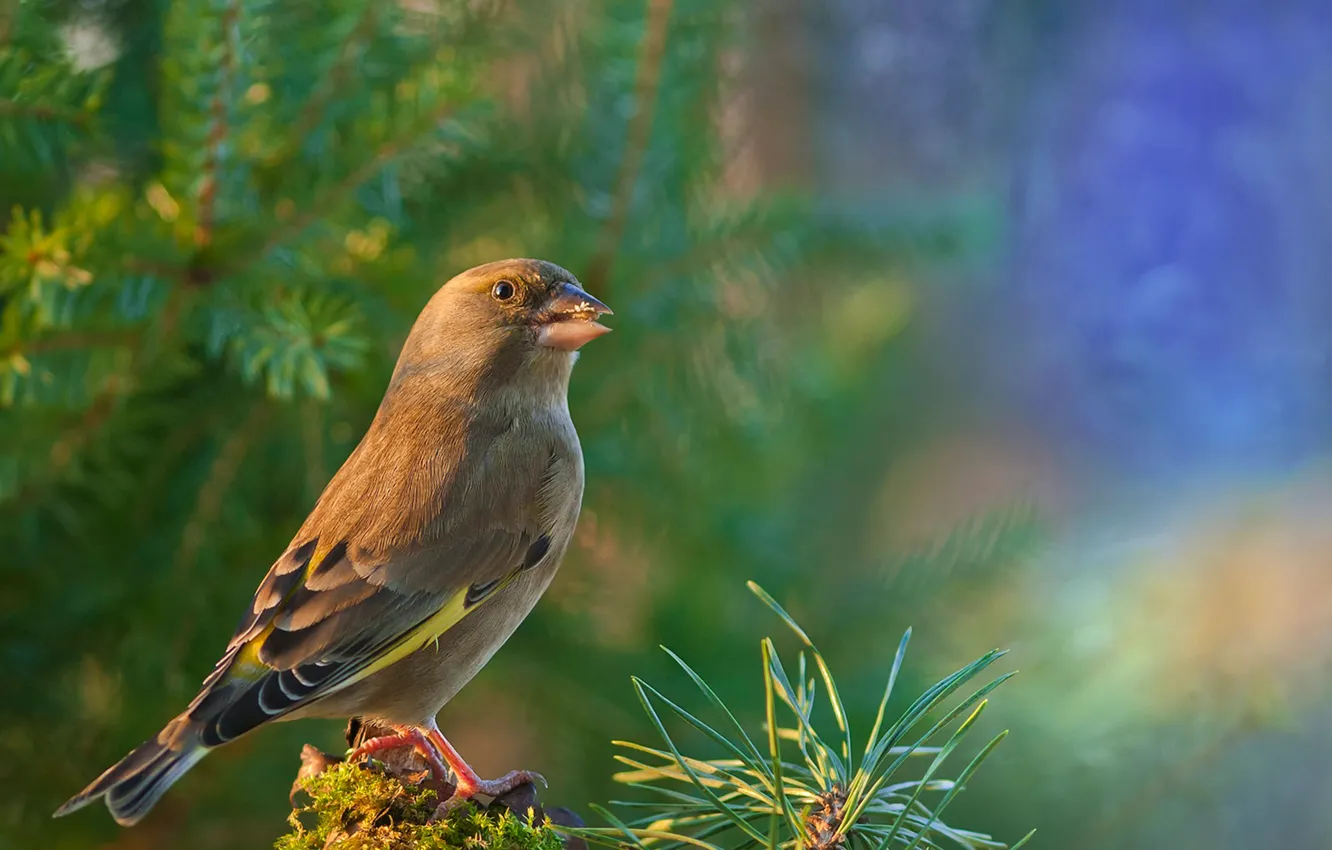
(55, 259, 612, 825)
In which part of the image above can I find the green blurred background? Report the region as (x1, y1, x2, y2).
(5, 0, 1332, 848)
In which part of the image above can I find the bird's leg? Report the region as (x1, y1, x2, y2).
(424, 726, 546, 819)
(347, 725, 450, 785)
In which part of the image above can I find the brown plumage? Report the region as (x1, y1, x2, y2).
(55, 259, 612, 825)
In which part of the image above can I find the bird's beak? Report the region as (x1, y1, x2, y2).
(537, 282, 614, 351)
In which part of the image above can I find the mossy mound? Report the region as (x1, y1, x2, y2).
(279, 761, 567, 850)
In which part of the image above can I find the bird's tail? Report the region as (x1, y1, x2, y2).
(54, 715, 210, 826)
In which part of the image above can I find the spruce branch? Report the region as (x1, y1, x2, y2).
(207, 287, 369, 399)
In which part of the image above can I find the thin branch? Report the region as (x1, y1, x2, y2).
(0, 98, 93, 128)
(195, 0, 242, 249)
(12, 330, 138, 356)
(582, 0, 675, 295)
(121, 256, 200, 286)
(51, 378, 121, 471)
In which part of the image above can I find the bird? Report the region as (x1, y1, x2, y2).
(54, 258, 612, 826)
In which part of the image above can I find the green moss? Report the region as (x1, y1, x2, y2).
(278, 762, 566, 850)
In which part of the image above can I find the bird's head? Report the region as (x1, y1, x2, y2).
(392, 258, 612, 402)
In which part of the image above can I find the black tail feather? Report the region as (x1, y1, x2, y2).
(54, 717, 208, 826)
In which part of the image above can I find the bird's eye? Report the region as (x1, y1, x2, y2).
(491, 280, 516, 302)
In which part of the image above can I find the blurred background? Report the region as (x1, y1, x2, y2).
(4, 0, 1332, 847)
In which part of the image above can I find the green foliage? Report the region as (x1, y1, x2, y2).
(0, 44, 106, 169)
(569, 584, 1032, 850)
(2, 0, 1002, 847)
(208, 288, 368, 399)
(281, 762, 564, 850)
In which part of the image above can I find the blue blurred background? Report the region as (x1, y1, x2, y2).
(811, 2, 1332, 845)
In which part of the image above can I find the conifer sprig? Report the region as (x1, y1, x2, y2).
(565, 583, 1033, 850)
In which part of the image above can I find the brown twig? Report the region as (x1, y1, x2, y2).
(49, 378, 121, 470)
(121, 256, 194, 283)
(194, 0, 242, 249)
(0, 99, 93, 128)
(11, 329, 138, 356)
(581, 0, 675, 296)
(0, 0, 14, 46)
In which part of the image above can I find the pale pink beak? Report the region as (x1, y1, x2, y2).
(536, 282, 613, 351)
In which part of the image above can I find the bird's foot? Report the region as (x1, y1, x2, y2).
(347, 727, 451, 786)
(461, 769, 548, 798)
(420, 725, 546, 821)
(429, 770, 547, 821)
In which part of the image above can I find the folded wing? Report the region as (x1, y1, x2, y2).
(187, 525, 541, 746)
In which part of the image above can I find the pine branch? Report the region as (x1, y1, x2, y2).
(563, 583, 1032, 850)
(583, 0, 675, 296)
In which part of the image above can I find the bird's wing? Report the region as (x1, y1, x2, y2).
(185, 520, 551, 747)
